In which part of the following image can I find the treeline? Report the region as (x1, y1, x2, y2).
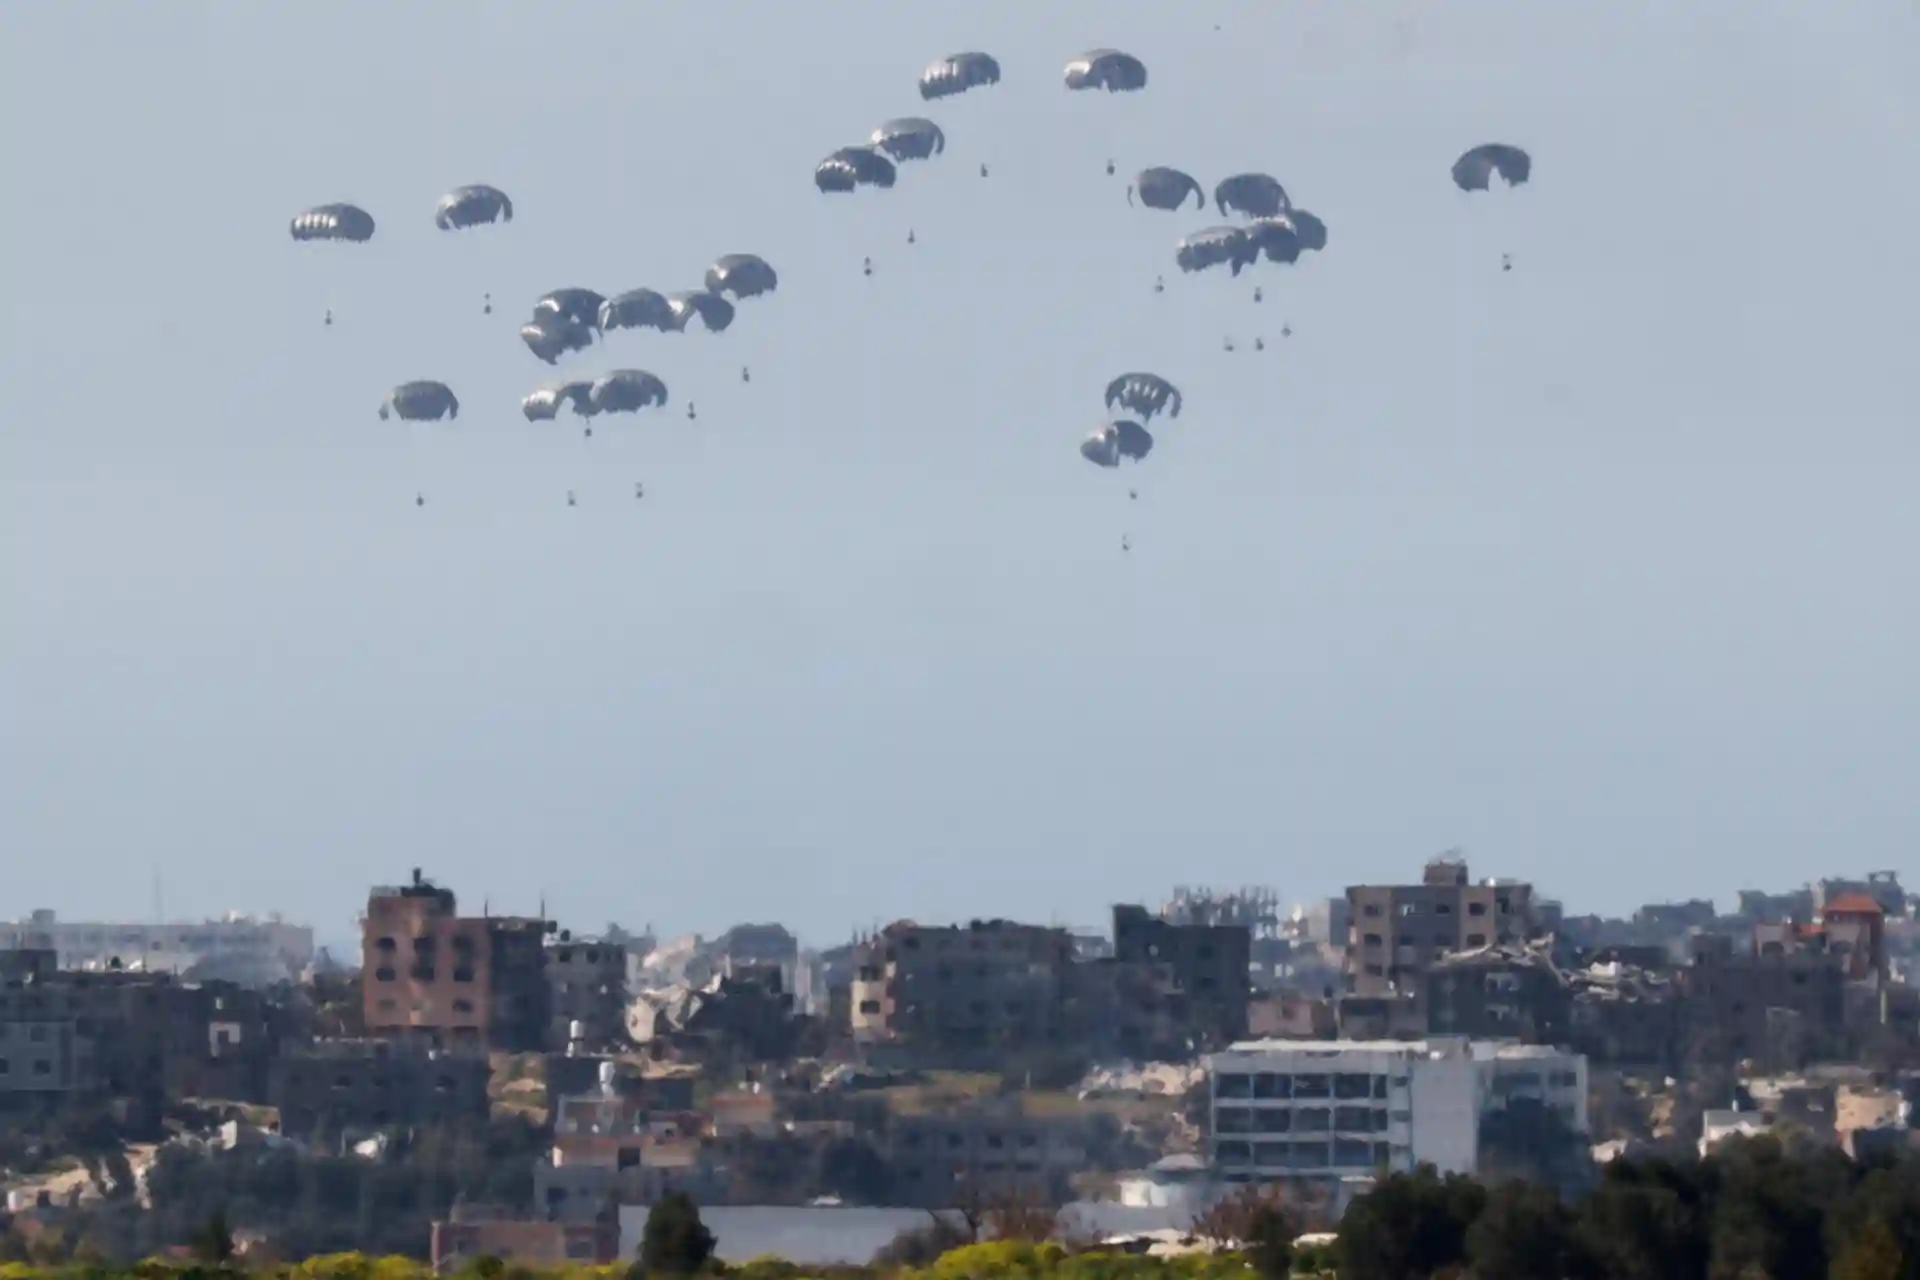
(10, 1134, 1920, 1276)
(1326, 1134, 1919, 1279)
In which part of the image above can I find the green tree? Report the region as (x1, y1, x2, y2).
(1335, 1166, 1485, 1280)
(872, 1214, 973, 1268)
(1830, 1216, 1905, 1280)
(1192, 1184, 1295, 1278)
(1467, 1180, 1583, 1280)
(639, 1191, 717, 1275)
(1575, 1161, 1711, 1280)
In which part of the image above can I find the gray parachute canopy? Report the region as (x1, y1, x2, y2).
(1213, 173, 1289, 219)
(1246, 212, 1328, 264)
(598, 288, 677, 334)
(1452, 143, 1532, 192)
(1111, 420, 1154, 461)
(533, 288, 605, 329)
(1064, 49, 1147, 92)
(379, 381, 458, 422)
(871, 117, 947, 163)
(290, 203, 375, 242)
(1246, 214, 1306, 265)
(815, 146, 897, 193)
(1081, 428, 1121, 469)
(521, 381, 592, 422)
(1105, 373, 1182, 422)
(920, 52, 1001, 101)
(520, 313, 596, 365)
(665, 290, 735, 334)
(435, 184, 514, 230)
(1287, 208, 1328, 252)
(589, 370, 670, 416)
(1130, 167, 1204, 212)
(1082, 420, 1153, 468)
(1175, 225, 1258, 276)
(704, 254, 778, 300)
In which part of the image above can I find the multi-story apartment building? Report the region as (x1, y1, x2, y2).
(546, 933, 629, 1052)
(0, 947, 283, 1107)
(1345, 856, 1537, 998)
(849, 920, 1077, 1052)
(1205, 1037, 1587, 1187)
(1112, 903, 1252, 1051)
(360, 869, 549, 1051)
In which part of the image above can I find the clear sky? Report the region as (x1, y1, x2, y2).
(3, 0, 1916, 951)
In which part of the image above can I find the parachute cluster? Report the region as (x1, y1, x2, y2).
(1082, 373, 1181, 475)
(289, 36, 1533, 527)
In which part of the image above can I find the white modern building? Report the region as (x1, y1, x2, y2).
(1205, 1038, 1587, 1184)
(0, 908, 315, 986)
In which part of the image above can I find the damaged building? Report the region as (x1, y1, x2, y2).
(546, 932, 629, 1052)
(627, 966, 798, 1063)
(1425, 943, 1570, 1044)
(850, 920, 1076, 1057)
(1345, 856, 1539, 1002)
(360, 869, 550, 1052)
(846, 906, 1256, 1063)
(0, 948, 284, 1111)
(1111, 902, 1251, 1052)
(268, 1038, 491, 1142)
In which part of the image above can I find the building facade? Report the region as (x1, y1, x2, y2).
(546, 935, 629, 1052)
(1345, 857, 1537, 999)
(887, 1108, 1090, 1208)
(849, 920, 1076, 1053)
(431, 1208, 619, 1272)
(1, 910, 314, 987)
(269, 1039, 491, 1141)
(361, 869, 549, 1051)
(1111, 904, 1251, 1051)
(1206, 1038, 1587, 1187)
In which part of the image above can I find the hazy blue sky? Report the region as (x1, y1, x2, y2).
(3, 0, 1916, 951)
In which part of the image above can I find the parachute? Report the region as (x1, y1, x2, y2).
(434, 184, 514, 230)
(1082, 420, 1153, 468)
(1175, 226, 1258, 276)
(1213, 173, 1289, 219)
(665, 291, 735, 334)
(704, 254, 778, 301)
(815, 146, 897, 193)
(1246, 215, 1306, 265)
(1452, 143, 1532, 192)
(520, 313, 595, 364)
(1081, 429, 1121, 469)
(522, 382, 593, 422)
(588, 370, 670, 416)
(290, 203, 374, 242)
(1104, 373, 1182, 422)
(1111, 421, 1153, 461)
(379, 381, 458, 422)
(599, 288, 678, 334)
(871, 118, 947, 163)
(533, 288, 606, 329)
(1064, 49, 1147, 92)
(1287, 208, 1329, 253)
(919, 52, 1001, 101)
(1130, 167, 1204, 212)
